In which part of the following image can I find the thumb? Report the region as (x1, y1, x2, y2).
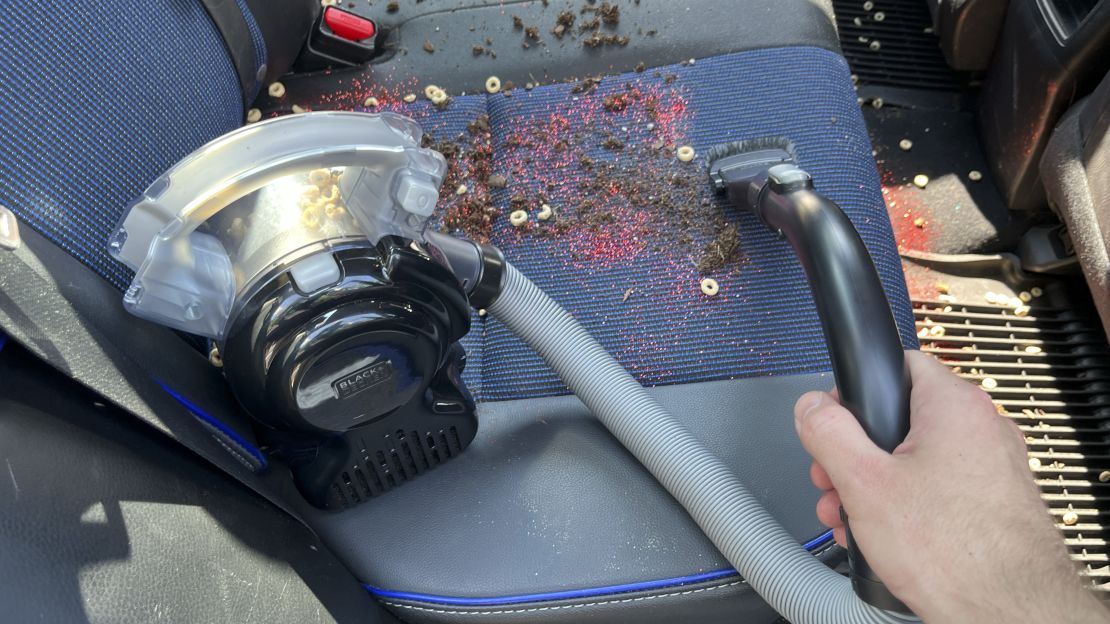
(794, 391, 890, 497)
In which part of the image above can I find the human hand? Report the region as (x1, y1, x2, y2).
(794, 350, 1108, 623)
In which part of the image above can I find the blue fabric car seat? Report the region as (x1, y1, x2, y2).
(311, 48, 917, 624)
(0, 2, 916, 623)
(0, 0, 264, 288)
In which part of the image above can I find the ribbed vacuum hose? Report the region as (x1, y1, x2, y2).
(487, 263, 919, 624)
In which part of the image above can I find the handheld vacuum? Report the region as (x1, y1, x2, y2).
(112, 113, 917, 623)
(109, 112, 497, 509)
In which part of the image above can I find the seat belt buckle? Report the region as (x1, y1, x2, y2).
(297, 7, 377, 71)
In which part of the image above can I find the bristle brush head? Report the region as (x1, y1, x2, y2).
(705, 136, 798, 194)
(705, 137, 797, 167)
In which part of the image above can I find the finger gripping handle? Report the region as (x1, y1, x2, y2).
(757, 185, 913, 614)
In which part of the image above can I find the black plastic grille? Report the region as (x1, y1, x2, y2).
(331, 426, 464, 507)
(833, 0, 962, 91)
(914, 299, 1110, 591)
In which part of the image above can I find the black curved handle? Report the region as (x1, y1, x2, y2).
(755, 183, 913, 613)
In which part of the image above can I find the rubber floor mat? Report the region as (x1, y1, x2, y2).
(833, 0, 961, 91)
(915, 293, 1110, 593)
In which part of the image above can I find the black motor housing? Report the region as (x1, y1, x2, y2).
(220, 236, 477, 510)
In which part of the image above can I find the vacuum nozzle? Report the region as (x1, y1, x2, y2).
(705, 134, 914, 615)
(706, 137, 797, 194)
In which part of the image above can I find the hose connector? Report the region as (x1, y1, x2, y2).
(425, 231, 505, 309)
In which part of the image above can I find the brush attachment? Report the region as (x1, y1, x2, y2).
(706, 137, 798, 193)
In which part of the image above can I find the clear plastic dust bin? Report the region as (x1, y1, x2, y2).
(109, 112, 448, 339)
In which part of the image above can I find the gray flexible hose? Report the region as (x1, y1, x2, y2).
(488, 263, 919, 624)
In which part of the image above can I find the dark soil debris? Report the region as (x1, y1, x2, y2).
(524, 26, 540, 40)
(532, 219, 574, 238)
(509, 193, 530, 212)
(512, 15, 524, 29)
(386, 1, 399, 12)
(583, 33, 629, 48)
(571, 75, 603, 94)
(574, 197, 616, 228)
(427, 138, 459, 160)
(505, 118, 741, 272)
(504, 134, 530, 149)
(601, 92, 632, 112)
(579, 1, 619, 28)
(443, 195, 498, 242)
(428, 65, 741, 275)
(467, 114, 491, 136)
(473, 44, 496, 58)
(552, 9, 577, 38)
(598, 2, 620, 25)
(431, 115, 500, 242)
(602, 134, 624, 150)
(696, 225, 741, 274)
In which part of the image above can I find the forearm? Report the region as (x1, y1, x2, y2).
(899, 494, 1106, 622)
(795, 351, 1110, 623)
(919, 577, 1106, 624)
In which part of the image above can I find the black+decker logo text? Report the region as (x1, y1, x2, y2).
(332, 361, 393, 400)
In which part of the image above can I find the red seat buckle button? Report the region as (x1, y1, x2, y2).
(324, 7, 376, 42)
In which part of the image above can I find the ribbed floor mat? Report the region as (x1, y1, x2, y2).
(914, 298, 1110, 592)
(833, 0, 961, 91)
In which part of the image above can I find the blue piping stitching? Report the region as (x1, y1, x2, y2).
(365, 530, 835, 606)
(153, 379, 267, 467)
(0, 338, 263, 469)
(803, 529, 836, 550)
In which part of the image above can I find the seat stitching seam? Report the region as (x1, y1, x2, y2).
(196, 421, 257, 470)
(378, 579, 747, 615)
